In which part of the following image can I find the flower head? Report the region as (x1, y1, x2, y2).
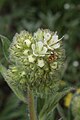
(6, 29, 65, 98)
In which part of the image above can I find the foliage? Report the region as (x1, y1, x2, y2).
(0, 94, 27, 120)
(0, 0, 80, 120)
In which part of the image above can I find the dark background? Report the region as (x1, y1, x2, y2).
(0, 0, 80, 120)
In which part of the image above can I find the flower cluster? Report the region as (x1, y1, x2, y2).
(7, 29, 65, 97)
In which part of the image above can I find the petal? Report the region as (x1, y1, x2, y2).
(32, 44, 39, 56)
(44, 33, 51, 40)
(52, 34, 58, 41)
(37, 41, 43, 52)
(23, 49, 29, 55)
(33, 51, 38, 56)
(32, 44, 35, 50)
(24, 39, 31, 47)
(38, 59, 45, 67)
(50, 34, 59, 45)
(28, 55, 35, 63)
(41, 46, 47, 55)
(53, 43, 60, 49)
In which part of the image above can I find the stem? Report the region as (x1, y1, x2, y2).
(28, 89, 37, 120)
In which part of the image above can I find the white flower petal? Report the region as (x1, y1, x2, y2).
(24, 39, 31, 47)
(41, 47, 47, 55)
(37, 41, 43, 52)
(50, 34, 59, 45)
(53, 43, 60, 49)
(32, 44, 38, 56)
(33, 51, 38, 56)
(52, 34, 58, 41)
(28, 55, 35, 63)
(32, 41, 47, 56)
(44, 33, 51, 40)
(38, 59, 45, 67)
(32, 44, 35, 50)
(23, 49, 29, 55)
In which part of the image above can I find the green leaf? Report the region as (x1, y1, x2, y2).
(0, 35, 11, 61)
(0, 63, 27, 103)
(57, 104, 67, 120)
(0, 94, 27, 120)
(39, 88, 71, 120)
(45, 110, 56, 120)
(0, 0, 7, 9)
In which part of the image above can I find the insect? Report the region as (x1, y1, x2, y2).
(48, 51, 58, 62)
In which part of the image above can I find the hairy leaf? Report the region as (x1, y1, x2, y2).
(0, 35, 11, 61)
(39, 88, 71, 120)
(0, 63, 27, 103)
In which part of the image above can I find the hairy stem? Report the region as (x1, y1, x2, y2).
(28, 89, 37, 120)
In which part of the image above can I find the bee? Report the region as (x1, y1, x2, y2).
(48, 51, 58, 62)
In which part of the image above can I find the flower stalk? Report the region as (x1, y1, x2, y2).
(28, 89, 37, 120)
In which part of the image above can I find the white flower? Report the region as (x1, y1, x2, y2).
(38, 59, 45, 67)
(32, 41, 47, 56)
(28, 55, 35, 63)
(24, 39, 31, 47)
(51, 33, 59, 43)
(34, 29, 43, 41)
(44, 32, 51, 41)
(52, 43, 60, 49)
(23, 49, 29, 55)
(45, 32, 61, 50)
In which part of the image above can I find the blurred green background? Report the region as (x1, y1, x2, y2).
(0, 0, 80, 120)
